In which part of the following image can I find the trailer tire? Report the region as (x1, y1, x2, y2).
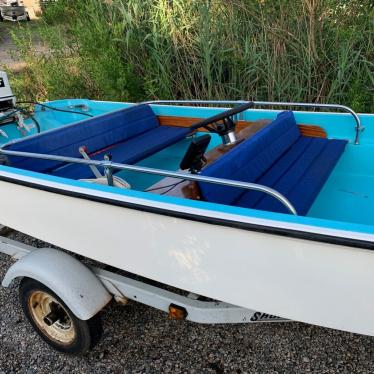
(19, 277, 103, 355)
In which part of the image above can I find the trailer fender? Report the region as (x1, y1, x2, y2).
(2, 248, 112, 320)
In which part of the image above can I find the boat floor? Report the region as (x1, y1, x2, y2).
(114, 133, 222, 191)
(308, 144, 374, 226)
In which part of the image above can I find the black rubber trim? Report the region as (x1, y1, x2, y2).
(1, 174, 373, 250)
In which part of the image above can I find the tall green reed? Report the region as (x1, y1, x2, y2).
(7, 0, 374, 112)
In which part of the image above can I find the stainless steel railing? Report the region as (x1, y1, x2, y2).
(0, 149, 297, 215)
(141, 100, 363, 144)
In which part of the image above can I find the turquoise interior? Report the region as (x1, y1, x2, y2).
(308, 144, 374, 225)
(114, 132, 222, 191)
(0, 99, 126, 147)
(2, 98, 374, 234)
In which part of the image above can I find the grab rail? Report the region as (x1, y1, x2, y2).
(0, 149, 297, 215)
(141, 100, 363, 144)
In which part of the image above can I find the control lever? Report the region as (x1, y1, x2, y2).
(78, 146, 131, 189)
(79, 146, 103, 178)
(103, 153, 114, 186)
(15, 112, 34, 136)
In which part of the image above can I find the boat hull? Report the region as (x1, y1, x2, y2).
(1, 175, 374, 336)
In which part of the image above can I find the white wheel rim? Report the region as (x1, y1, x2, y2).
(28, 291, 76, 345)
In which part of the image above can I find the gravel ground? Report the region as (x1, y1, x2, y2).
(0, 232, 374, 373)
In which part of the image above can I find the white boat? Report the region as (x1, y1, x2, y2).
(1, 70, 374, 354)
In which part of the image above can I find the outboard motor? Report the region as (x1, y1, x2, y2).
(0, 71, 16, 114)
(0, 71, 17, 138)
(0, 71, 31, 139)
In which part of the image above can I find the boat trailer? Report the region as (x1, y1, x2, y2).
(0, 227, 288, 354)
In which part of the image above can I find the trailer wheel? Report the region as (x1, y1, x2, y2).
(19, 278, 102, 355)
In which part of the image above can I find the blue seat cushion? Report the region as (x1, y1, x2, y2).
(235, 137, 347, 215)
(198, 110, 348, 215)
(3, 104, 159, 173)
(199, 111, 301, 205)
(51, 125, 191, 179)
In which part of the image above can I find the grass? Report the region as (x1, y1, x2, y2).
(6, 0, 374, 112)
(0, 21, 11, 42)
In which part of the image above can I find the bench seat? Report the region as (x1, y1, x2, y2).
(199, 111, 347, 215)
(3, 104, 191, 179)
(51, 124, 190, 179)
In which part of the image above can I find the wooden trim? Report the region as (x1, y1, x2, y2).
(158, 115, 264, 132)
(157, 115, 327, 138)
(298, 125, 327, 138)
(159, 116, 207, 128)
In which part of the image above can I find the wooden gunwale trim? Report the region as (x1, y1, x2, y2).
(157, 115, 327, 138)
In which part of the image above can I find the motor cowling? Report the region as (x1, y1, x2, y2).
(0, 71, 16, 113)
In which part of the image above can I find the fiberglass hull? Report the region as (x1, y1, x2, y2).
(1, 168, 374, 336)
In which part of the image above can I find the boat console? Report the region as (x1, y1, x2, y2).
(187, 101, 254, 145)
(179, 134, 211, 174)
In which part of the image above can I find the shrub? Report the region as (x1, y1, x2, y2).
(8, 0, 374, 112)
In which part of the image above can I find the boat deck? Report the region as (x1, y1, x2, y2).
(309, 144, 374, 226)
(114, 134, 222, 191)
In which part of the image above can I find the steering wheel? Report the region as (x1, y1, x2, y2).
(189, 101, 254, 136)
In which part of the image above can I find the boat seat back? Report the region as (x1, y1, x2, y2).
(199, 111, 347, 215)
(199, 111, 300, 206)
(2, 104, 189, 176)
(3, 104, 158, 173)
(51, 124, 191, 179)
